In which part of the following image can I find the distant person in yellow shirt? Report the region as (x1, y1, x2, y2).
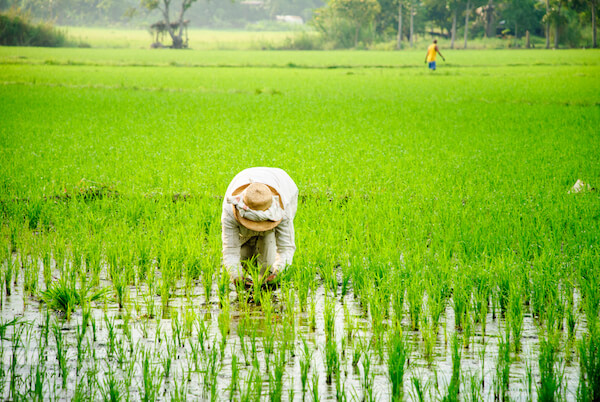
(425, 39, 445, 71)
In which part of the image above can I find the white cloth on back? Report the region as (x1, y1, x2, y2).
(221, 167, 298, 280)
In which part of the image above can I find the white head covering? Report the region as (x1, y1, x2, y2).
(227, 192, 284, 222)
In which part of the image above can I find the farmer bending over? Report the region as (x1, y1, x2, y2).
(222, 167, 298, 287)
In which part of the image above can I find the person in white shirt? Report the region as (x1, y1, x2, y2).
(221, 167, 298, 287)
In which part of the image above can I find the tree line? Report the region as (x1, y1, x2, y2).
(1, 0, 597, 48)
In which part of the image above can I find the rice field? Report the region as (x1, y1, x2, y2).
(1, 46, 599, 401)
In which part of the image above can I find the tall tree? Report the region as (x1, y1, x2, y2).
(571, 0, 598, 47)
(141, 0, 198, 48)
(449, 0, 459, 48)
(593, 0, 598, 47)
(330, 0, 381, 46)
(463, 0, 471, 48)
(501, 0, 540, 38)
(397, 0, 403, 48)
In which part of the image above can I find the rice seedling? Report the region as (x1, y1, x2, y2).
(140, 347, 163, 402)
(493, 329, 511, 402)
(42, 278, 107, 320)
(410, 374, 429, 402)
(388, 325, 408, 401)
(100, 367, 123, 402)
(171, 374, 188, 402)
(443, 332, 461, 401)
(268, 347, 286, 401)
(52, 322, 69, 388)
(407, 276, 423, 331)
(537, 331, 564, 402)
(508, 281, 524, 353)
(228, 348, 240, 401)
(361, 345, 375, 402)
(310, 372, 319, 402)
(240, 368, 262, 402)
(299, 336, 312, 399)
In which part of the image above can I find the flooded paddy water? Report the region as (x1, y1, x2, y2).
(0, 255, 585, 401)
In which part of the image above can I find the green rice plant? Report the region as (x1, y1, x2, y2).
(4, 251, 15, 296)
(160, 343, 174, 379)
(391, 270, 407, 324)
(182, 305, 196, 339)
(171, 374, 188, 402)
(472, 266, 490, 338)
(421, 315, 437, 365)
(493, 330, 510, 402)
(310, 372, 319, 402)
(537, 331, 563, 402)
(443, 332, 461, 402)
(229, 349, 239, 401)
(361, 346, 375, 402)
(75, 306, 90, 373)
(202, 341, 220, 398)
(268, 347, 286, 401)
(31, 361, 46, 402)
(23, 251, 39, 296)
(352, 336, 364, 367)
(299, 337, 312, 398)
(104, 314, 117, 359)
(52, 322, 68, 388)
(144, 285, 156, 320)
(8, 322, 27, 400)
(577, 328, 600, 402)
(507, 281, 524, 353)
(218, 295, 230, 358)
(195, 315, 208, 354)
(218, 267, 230, 308)
(410, 373, 429, 402)
(465, 371, 482, 402)
(42, 248, 52, 290)
(324, 335, 339, 385)
(280, 282, 297, 348)
(140, 347, 163, 402)
(388, 325, 408, 401)
(323, 294, 336, 341)
(202, 262, 214, 305)
(407, 276, 423, 331)
(171, 310, 183, 348)
(100, 367, 123, 402)
(309, 294, 317, 332)
(368, 283, 387, 351)
(240, 368, 262, 402)
(262, 328, 275, 371)
(343, 302, 355, 342)
(452, 273, 471, 331)
(42, 277, 107, 320)
(525, 356, 534, 402)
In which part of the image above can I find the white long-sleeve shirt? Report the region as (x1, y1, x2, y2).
(221, 167, 298, 279)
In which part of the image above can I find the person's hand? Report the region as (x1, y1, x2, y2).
(234, 277, 253, 289)
(265, 272, 278, 284)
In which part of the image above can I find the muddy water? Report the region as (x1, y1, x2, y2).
(0, 265, 583, 401)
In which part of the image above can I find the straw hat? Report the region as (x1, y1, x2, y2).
(232, 182, 284, 232)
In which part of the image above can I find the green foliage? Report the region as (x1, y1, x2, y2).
(42, 278, 107, 320)
(0, 9, 68, 47)
(312, 0, 381, 47)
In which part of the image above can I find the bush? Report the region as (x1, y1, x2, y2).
(0, 8, 68, 47)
